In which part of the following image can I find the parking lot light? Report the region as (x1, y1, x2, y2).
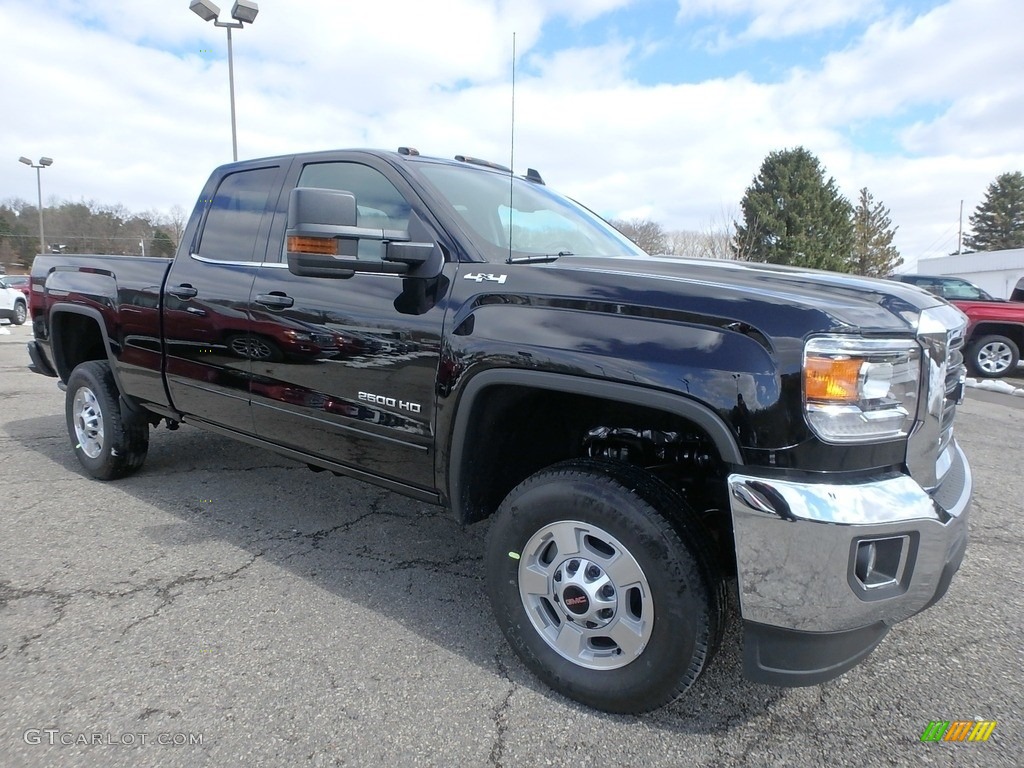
(189, 0, 259, 162)
(189, 0, 220, 22)
(17, 156, 53, 256)
(231, 1, 259, 24)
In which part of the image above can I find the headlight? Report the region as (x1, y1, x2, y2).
(803, 336, 921, 443)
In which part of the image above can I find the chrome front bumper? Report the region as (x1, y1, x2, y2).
(729, 440, 971, 685)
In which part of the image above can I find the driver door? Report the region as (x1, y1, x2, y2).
(248, 154, 454, 491)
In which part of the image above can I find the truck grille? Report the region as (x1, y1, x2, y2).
(939, 328, 966, 448)
(907, 303, 969, 489)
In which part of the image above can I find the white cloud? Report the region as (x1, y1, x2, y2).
(789, 0, 1024, 124)
(678, 0, 883, 45)
(1, 0, 1022, 277)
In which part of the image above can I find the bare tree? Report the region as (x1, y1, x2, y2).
(611, 218, 668, 254)
(698, 206, 739, 260)
(662, 213, 736, 260)
(664, 230, 701, 258)
(166, 205, 187, 249)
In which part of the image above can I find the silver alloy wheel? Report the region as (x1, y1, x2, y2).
(73, 386, 104, 459)
(230, 335, 273, 360)
(518, 520, 654, 670)
(978, 340, 1014, 375)
(14, 302, 26, 324)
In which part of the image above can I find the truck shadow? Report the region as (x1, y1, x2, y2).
(8, 414, 786, 732)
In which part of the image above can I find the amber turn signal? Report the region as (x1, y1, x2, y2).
(287, 236, 338, 255)
(804, 356, 862, 402)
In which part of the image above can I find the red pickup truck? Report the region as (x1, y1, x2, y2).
(893, 274, 1024, 378)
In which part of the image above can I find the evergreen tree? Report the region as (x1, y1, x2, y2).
(964, 171, 1024, 251)
(0, 214, 14, 269)
(851, 187, 902, 277)
(151, 230, 176, 257)
(0, 203, 37, 266)
(733, 147, 854, 271)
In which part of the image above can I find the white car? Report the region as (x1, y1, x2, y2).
(0, 277, 28, 325)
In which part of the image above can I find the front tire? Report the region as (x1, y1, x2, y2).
(968, 334, 1019, 378)
(65, 361, 149, 480)
(12, 301, 27, 325)
(486, 459, 725, 713)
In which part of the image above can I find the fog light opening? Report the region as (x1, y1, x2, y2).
(854, 536, 909, 589)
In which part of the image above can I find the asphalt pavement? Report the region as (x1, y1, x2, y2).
(0, 320, 1020, 767)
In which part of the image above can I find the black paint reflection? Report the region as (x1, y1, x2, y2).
(246, 265, 455, 489)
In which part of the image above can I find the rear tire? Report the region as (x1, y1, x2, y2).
(65, 361, 149, 480)
(968, 334, 1019, 378)
(12, 301, 27, 325)
(486, 458, 725, 713)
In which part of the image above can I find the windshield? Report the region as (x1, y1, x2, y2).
(415, 164, 645, 262)
(939, 278, 994, 301)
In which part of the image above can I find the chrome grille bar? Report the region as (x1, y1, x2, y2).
(938, 328, 965, 452)
(907, 305, 969, 489)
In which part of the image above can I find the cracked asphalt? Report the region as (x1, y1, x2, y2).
(1, 321, 1021, 767)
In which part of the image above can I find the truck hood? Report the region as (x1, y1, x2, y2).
(539, 255, 945, 335)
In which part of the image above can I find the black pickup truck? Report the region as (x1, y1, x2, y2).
(28, 148, 972, 713)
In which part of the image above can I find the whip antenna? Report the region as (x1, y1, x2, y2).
(508, 32, 516, 263)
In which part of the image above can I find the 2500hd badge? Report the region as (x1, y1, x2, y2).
(358, 391, 422, 414)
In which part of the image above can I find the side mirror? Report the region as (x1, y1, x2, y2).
(289, 186, 358, 231)
(286, 188, 443, 279)
(286, 187, 386, 278)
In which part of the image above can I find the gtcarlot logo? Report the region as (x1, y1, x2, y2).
(23, 729, 204, 747)
(920, 720, 997, 742)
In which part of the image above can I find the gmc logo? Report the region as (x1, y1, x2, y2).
(565, 596, 587, 607)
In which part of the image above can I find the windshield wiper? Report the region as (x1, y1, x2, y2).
(506, 251, 571, 264)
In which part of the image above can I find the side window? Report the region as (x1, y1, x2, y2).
(198, 167, 280, 262)
(297, 162, 412, 261)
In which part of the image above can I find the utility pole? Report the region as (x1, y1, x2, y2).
(957, 200, 963, 255)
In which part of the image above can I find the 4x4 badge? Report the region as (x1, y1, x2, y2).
(464, 273, 507, 284)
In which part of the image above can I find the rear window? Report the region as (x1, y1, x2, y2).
(198, 167, 280, 262)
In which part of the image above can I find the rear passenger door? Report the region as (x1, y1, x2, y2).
(247, 153, 454, 491)
(163, 162, 287, 433)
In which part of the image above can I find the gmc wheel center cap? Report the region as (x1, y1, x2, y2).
(562, 586, 590, 614)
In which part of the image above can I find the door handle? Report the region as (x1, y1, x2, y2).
(255, 293, 294, 308)
(168, 284, 198, 299)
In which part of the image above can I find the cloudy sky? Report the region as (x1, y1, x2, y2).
(2, 0, 1022, 270)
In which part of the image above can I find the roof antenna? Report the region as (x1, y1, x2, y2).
(507, 31, 516, 264)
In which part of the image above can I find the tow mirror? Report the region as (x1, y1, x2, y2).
(286, 188, 443, 279)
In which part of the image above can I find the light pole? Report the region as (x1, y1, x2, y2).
(189, 0, 259, 162)
(18, 156, 53, 255)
